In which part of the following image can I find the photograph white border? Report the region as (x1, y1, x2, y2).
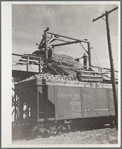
(1, 1, 121, 148)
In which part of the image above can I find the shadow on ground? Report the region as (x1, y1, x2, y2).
(12, 123, 116, 141)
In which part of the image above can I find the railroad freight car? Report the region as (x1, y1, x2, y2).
(12, 27, 118, 139)
(12, 78, 117, 138)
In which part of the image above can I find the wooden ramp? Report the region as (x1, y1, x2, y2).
(12, 53, 43, 80)
(77, 70, 104, 82)
(12, 53, 70, 79)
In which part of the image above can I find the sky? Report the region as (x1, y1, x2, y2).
(12, 2, 119, 70)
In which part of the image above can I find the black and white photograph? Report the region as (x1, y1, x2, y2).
(2, 1, 121, 147)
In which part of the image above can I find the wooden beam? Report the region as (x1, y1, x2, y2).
(47, 32, 89, 43)
(12, 53, 23, 57)
(92, 6, 118, 22)
(47, 36, 71, 43)
(51, 41, 79, 47)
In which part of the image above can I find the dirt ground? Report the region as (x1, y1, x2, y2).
(12, 127, 118, 146)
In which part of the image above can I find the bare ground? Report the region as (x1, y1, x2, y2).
(13, 127, 118, 145)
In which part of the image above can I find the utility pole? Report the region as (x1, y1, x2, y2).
(92, 7, 118, 130)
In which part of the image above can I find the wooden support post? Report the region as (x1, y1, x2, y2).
(88, 42, 91, 66)
(37, 89, 40, 130)
(14, 95, 17, 121)
(26, 56, 29, 72)
(39, 57, 42, 73)
(44, 28, 49, 73)
(20, 96, 23, 119)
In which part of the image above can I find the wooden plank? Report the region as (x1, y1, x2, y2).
(81, 75, 103, 78)
(81, 78, 103, 82)
(16, 61, 27, 64)
(23, 54, 41, 59)
(12, 53, 23, 57)
(82, 71, 105, 74)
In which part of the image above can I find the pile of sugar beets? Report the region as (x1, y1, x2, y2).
(18, 52, 83, 83)
(18, 51, 82, 71)
(19, 73, 80, 83)
(52, 53, 82, 71)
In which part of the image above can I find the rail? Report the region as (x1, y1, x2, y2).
(12, 53, 42, 73)
(77, 65, 118, 81)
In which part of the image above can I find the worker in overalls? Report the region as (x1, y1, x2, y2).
(81, 53, 88, 70)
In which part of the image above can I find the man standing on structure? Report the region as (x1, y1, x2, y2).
(75, 53, 88, 69)
(81, 53, 88, 69)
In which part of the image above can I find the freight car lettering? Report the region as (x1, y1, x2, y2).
(70, 101, 81, 106)
(57, 94, 80, 100)
(82, 94, 91, 99)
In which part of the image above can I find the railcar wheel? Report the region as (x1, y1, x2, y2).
(38, 126, 50, 137)
(109, 120, 115, 128)
(12, 122, 20, 140)
(57, 124, 70, 135)
(50, 126, 57, 136)
(31, 125, 38, 139)
(20, 123, 33, 140)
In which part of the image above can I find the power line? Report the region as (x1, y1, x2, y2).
(92, 58, 99, 66)
(92, 47, 100, 67)
(79, 42, 88, 54)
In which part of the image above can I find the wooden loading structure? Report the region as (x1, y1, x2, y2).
(12, 28, 109, 82)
